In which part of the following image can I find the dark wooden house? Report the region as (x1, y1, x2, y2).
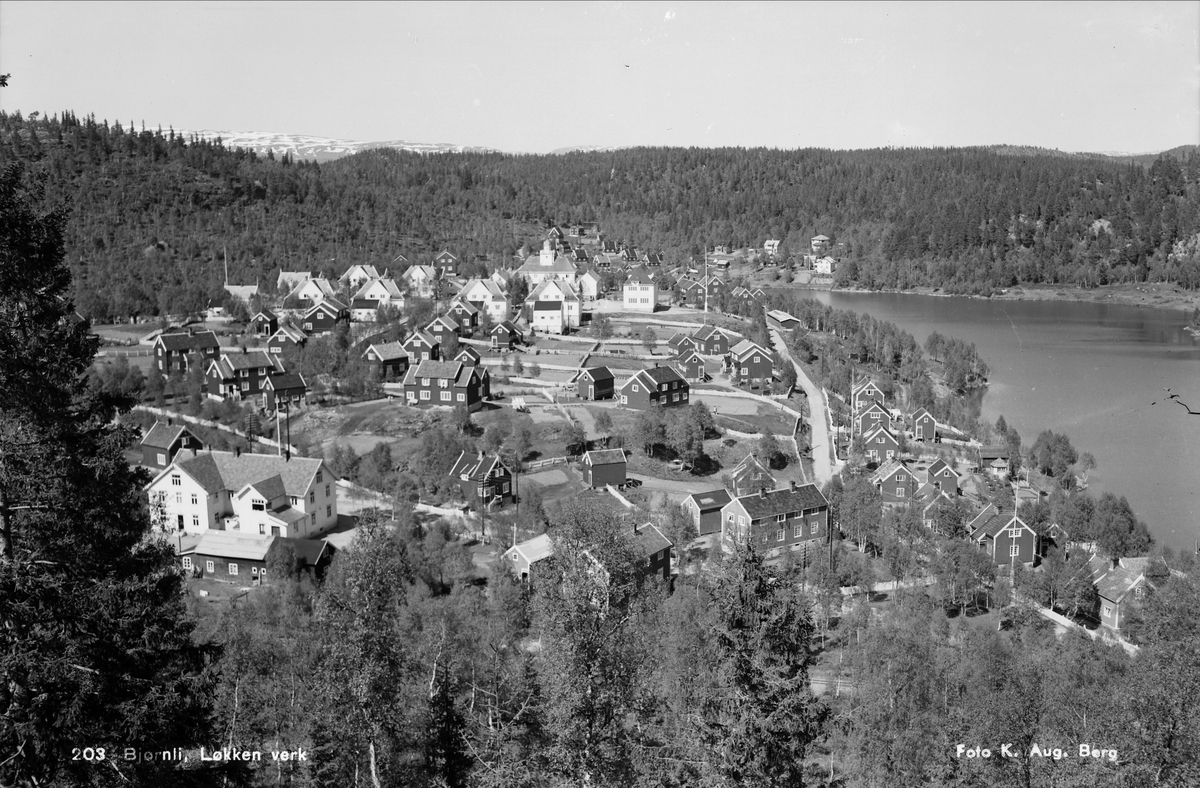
(362, 341, 409, 380)
(581, 448, 627, 488)
(619, 366, 690, 410)
(574, 366, 615, 401)
(448, 450, 514, 506)
(141, 421, 204, 470)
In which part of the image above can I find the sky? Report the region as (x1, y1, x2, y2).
(2, 1, 1197, 154)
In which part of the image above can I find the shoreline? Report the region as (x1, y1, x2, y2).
(774, 281, 1200, 315)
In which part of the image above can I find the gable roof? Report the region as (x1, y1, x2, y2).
(629, 366, 686, 388)
(490, 320, 521, 337)
(265, 372, 307, 391)
(625, 267, 655, 285)
(584, 448, 627, 466)
(862, 423, 898, 444)
(448, 298, 480, 316)
(353, 277, 403, 300)
(339, 264, 381, 283)
(510, 533, 554, 565)
(970, 511, 1033, 542)
(156, 330, 220, 352)
(576, 366, 614, 383)
(731, 339, 770, 359)
(870, 458, 916, 485)
(269, 324, 307, 344)
(156, 450, 327, 499)
(194, 532, 276, 561)
(1087, 556, 1157, 604)
(462, 278, 506, 300)
(928, 458, 958, 479)
(405, 329, 439, 348)
(449, 450, 511, 482)
(731, 484, 828, 519)
(635, 524, 672, 558)
(684, 489, 733, 512)
(407, 359, 464, 382)
(251, 308, 278, 322)
(527, 278, 580, 302)
(142, 421, 193, 450)
(364, 341, 407, 362)
(302, 298, 348, 319)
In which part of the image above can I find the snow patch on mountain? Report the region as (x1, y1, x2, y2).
(179, 130, 498, 161)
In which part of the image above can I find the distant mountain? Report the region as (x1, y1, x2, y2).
(178, 130, 499, 161)
(987, 143, 1199, 165)
(549, 144, 631, 155)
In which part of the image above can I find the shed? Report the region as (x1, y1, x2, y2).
(581, 448, 627, 489)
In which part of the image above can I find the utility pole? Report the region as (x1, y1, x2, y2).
(703, 249, 709, 322)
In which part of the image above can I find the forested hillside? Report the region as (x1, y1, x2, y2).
(2, 110, 1198, 319)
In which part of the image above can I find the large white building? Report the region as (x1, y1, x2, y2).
(516, 240, 579, 287)
(459, 278, 511, 321)
(525, 278, 582, 334)
(146, 450, 338, 540)
(622, 267, 658, 312)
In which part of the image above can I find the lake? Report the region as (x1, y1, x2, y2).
(799, 291, 1200, 553)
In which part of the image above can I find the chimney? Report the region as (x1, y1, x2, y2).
(1112, 557, 1120, 570)
(759, 487, 766, 499)
(790, 479, 797, 491)
(235, 446, 241, 458)
(633, 521, 641, 534)
(478, 449, 484, 460)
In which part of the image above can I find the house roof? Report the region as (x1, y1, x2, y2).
(731, 339, 770, 359)
(631, 366, 686, 387)
(462, 278, 506, 300)
(491, 320, 521, 337)
(511, 533, 554, 564)
(685, 489, 732, 512)
(404, 265, 440, 281)
(517, 251, 577, 276)
(408, 359, 464, 381)
(365, 341, 408, 362)
(353, 278, 403, 300)
(577, 366, 614, 383)
(269, 324, 307, 344)
(730, 453, 775, 489)
(527, 278, 580, 302)
(449, 450, 510, 482)
(862, 423, 898, 444)
(928, 458, 958, 479)
(969, 512, 1033, 542)
(274, 537, 333, 567)
(405, 329, 438, 348)
(625, 267, 655, 285)
(291, 278, 335, 300)
(194, 532, 276, 561)
(240, 473, 287, 502)
(157, 330, 220, 352)
(165, 451, 327, 500)
(731, 484, 828, 519)
(668, 332, 697, 348)
(635, 524, 672, 557)
(1087, 556, 1156, 604)
(674, 349, 704, 366)
(766, 309, 799, 324)
(265, 372, 307, 391)
(584, 448, 627, 466)
(870, 458, 915, 484)
(456, 346, 482, 361)
(252, 308, 277, 322)
(449, 298, 480, 316)
(218, 350, 280, 372)
(340, 264, 381, 283)
(142, 421, 189, 450)
(692, 324, 724, 341)
(303, 298, 347, 319)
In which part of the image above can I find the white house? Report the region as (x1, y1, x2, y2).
(525, 278, 582, 334)
(814, 256, 837, 275)
(578, 270, 602, 302)
(146, 450, 338, 540)
(622, 267, 658, 313)
(351, 277, 405, 320)
(288, 277, 335, 305)
(516, 240, 579, 287)
(459, 278, 511, 321)
(339, 264, 382, 291)
(402, 265, 441, 298)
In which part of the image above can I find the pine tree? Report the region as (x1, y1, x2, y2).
(0, 162, 213, 786)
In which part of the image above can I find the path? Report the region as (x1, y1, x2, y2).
(627, 473, 716, 498)
(769, 327, 837, 485)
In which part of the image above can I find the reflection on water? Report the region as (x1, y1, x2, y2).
(794, 291, 1200, 552)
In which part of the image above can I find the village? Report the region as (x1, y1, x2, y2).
(106, 224, 1164, 656)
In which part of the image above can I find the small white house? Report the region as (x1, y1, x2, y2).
(525, 278, 582, 334)
(622, 268, 657, 313)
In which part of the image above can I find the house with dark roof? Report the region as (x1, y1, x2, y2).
(966, 509, 1039, 568)
(403, 329, 441, 362)
(682, 489, 733, 536)
(667, 332, 699, 354)
(206, 349, 285, 402)
(153, 330, 221, 377)
(720, 481, 829, 559)
(402, 359, 490, 411)
(446, 299, 481, 335)
(449, 450, 514, 506)
(362, 341, 409, 380)
(300, 298, 349, 335)
(927, 457, 960, 495)
(1086, 555, 1167, 631)
(140, 421, 204, 470)
(573, 366, 615, 401)
(618, 366, 690, 410)
(426, 315, 461, 346)
(635, 522, 673, 580)
(729, 453, 776, 496)
(854, 401, 892, 437)
(911, 407, 938, 442)
(263, 373, 308, 412)
(146, 450, 338, 539)
(267, 324, 306, 356)
(581, 448, 627, 488)
(454, 345, 482, 366)
(489, 320, 522, 350)
(250, 309, 278, 338)
(692, 324, 731, 355)
(189, 532, 275, 586)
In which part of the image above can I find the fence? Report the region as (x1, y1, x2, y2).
(133, 404, 301, 456)
(526, 455, 577, 471)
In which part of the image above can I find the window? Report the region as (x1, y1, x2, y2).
(259, 524, 266, 535)
(776, 528, 785, 542)
(325, 484, 330, 497)
(422, 377, 431, 386)
(420, 390, 431, 400)
(157, 452, 167, 465)
(738, 516, 747, 527)
(240, 382, 249, 392)
(303, 322, 312, 331)
(793, 524, 802, 539)
(252, 498, 265, 511)
(776, 513, 787, 523)
(190, 493, 198, 506)
(309, 491, 315, 504)
(251, 567, 259, 575)
(175, 492, 183, 505)
(158, 360, 163, 370)
(171, 474, 181, 486)
(206, 560, 215, 573)
(1010, 544, 1020, 557)
(228, 563, 238, 576)
(897, 487, 905, 497)
(810, 520, 818, 535)
(741, 367, 748, 375)
(182, 557, 193, 570)
(326, 506, 332, 518)
(191, 515, 199, 528)
(316, 472, 323, 483)
(632, 384, 639, 393)
(457, 393, 465, 402)
(1102, 605, 1112, 617)
(440, 391, 451, 401)
(439, 378, 449, 388)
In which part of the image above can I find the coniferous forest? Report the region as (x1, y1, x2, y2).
(1, 111, 1199, 320)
